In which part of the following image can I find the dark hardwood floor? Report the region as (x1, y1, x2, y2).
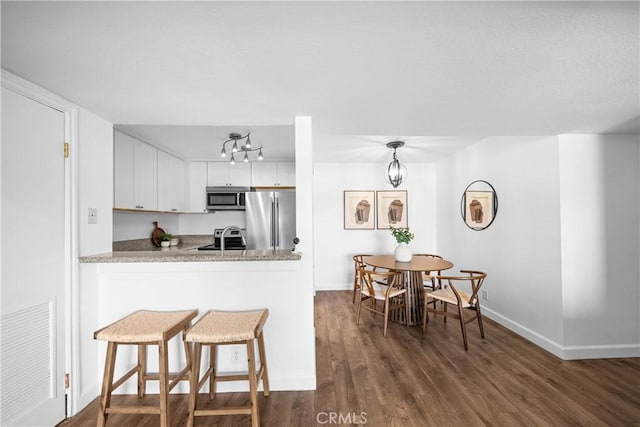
(60, 291, 640, 426)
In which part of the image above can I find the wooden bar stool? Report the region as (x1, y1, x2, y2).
(94, 309, 198, 427)
(185, 309, 270, 427)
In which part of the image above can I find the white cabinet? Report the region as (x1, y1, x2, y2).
(157, 151, 186, 212)
(251, 162, 295, 187)
(188, 162, 208, 213)
(114, 131, 157, 210)
(206, 162, 251, 187)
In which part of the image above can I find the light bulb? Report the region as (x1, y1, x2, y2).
(243, 151, 249, 162)
(232, 141, 238, 153)
(245, 134, 251, 149)
(257, 149, 263, 160)
(220, 146, 226, 158)
(230, 154, 236, 165)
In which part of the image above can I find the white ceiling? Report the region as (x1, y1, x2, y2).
(2, 1, 638, 163)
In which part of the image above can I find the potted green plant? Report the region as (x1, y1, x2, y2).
(390, 227, 414, 262)
(160, 233, 172, 248)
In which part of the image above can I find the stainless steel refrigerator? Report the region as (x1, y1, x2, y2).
(245, 190, 296, 251)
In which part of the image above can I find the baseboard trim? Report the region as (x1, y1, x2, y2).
(482, 307, 640, 360)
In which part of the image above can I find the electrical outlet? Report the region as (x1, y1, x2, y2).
(229, 345, 244, 365)
(88, 208, 98, 224)
(482, 290, 488, 301)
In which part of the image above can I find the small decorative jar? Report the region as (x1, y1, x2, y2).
(170, 237, 179, 247)
(160, 240, 170, 248)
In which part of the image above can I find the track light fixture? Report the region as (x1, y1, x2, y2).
(385, 141, 407, 188)
(220, 132, 264, 164)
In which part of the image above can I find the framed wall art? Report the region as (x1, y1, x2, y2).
(376, 190, 408, 229)
(461, 180, 498, 230)
(344, 191, 375, 229)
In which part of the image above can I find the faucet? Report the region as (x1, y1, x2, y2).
(220, 226, 246, 255)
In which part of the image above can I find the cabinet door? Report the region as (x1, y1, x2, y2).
(251, 162, 278, 186)
(228, 162, 251, 186)
(207, 162, 251, 186)
(277, 162, 295, 186)
(189, 162, 208, 212)
(134, 140, 157, 210)
(114, 132, 135, 209)
(157, 150, 172, 211)
(207, 162, 228, 186)
(171, 156, 186, 212)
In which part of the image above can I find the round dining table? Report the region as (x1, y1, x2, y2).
(362, 255, 454, 326)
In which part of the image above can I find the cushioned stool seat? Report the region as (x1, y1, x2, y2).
(185, 309, 270, 427)
(94, 309, 198, 427)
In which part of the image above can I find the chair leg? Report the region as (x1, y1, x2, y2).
(475, 305, 485, 339)
(443, 302, 448, 323)
(458, 306, 469, 351)
(352, 276, 358, 304)
(137, 344, 146, 397)
(187, 343, 202, 427)
(257, 331, 270, 396)
(383, 299, 389, 337)
(209, 344, 217, 400)
(247, 339, 260, 427)
(97, 341, 117, 427)
(356, 294, 362, 325)
(422, 297, 429, 332)
(158, 340, 170, 427)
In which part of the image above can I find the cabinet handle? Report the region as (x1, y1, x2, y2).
(136, 205, 144, 209)
(171, 208, 177, 212)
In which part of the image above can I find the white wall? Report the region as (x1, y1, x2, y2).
(313, 162, 437, 290)
(78, 109, 113, 256)
(559, 134, 639, 356)
(435, 135, 640, 359)
(436, 136, 565, 349)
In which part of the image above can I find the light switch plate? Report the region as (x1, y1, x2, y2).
(88, 208, 98, 224)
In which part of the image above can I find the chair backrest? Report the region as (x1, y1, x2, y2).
(358, 268, 403, 298)
(436, 270, 487, 306)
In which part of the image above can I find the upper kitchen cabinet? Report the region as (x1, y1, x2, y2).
(188, 161, 208, 213)
(251, 162, 295, 187)
(157, 150, 186, 212)
(114, 131, 157, 211)
(207, 162, 251, 187)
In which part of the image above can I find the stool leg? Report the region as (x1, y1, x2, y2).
(137, 344, 146, 397)
(187, 342, 202, 427)
(158, 340, 170, 427)
(209, 344, 217, 400)
(97, 341, 117, 427)
(257, 331, 270, 397)
(247, 339, 259, 427)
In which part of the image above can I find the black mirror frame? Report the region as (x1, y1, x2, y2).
(460, 180, 498, 231)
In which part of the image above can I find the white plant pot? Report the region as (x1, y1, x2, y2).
(394, 242, 412, 262)
(170, 238, 179, 246)
(160, 241, 170, 248)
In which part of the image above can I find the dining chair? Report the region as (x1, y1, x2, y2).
(356, 268, 408, 337)
(414, 253, 444, 291)
(422, 270, 487, 350)
(352, 254, 373, 304)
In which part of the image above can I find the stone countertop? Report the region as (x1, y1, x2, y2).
(80, 235, 301, 263)
(79, 248, 302, 263)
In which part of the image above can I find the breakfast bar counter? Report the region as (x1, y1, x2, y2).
(79, 249, 301, 263)
(77, 239, 314, 404)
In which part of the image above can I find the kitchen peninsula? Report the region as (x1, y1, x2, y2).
(78, 239, 314, 401)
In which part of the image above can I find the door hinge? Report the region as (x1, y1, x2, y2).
(64, 142, 69, 158)
(64, 373, 70, 389)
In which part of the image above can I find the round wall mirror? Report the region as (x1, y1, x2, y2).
(460, 180, 498, 230)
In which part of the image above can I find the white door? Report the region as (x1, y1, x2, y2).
(1, 87, 67, 426)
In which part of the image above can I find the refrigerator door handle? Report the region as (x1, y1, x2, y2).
(275, 196, 280, 247)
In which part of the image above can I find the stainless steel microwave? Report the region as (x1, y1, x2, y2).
(205, 187, 250, 210)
